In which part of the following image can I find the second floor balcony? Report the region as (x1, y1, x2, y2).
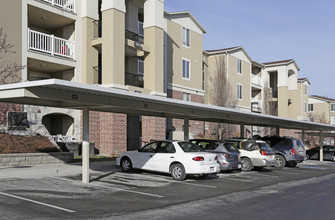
(251, 74, 263, 87)
(28, 28, 75, 59)
(41, 0, 75, 13)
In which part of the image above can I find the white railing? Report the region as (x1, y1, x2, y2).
(251, 75, 262, 87)
(41, 0, 75, 13)
(28, 28, 75, 59)
(52, 134, 77, 143)
(251, 99, 263, 113)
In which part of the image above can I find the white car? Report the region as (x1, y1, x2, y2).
(116, 140, 220, 181)
(226, 139, 276, 171)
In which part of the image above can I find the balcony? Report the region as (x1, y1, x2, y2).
(251, 99, 263, 113)
(251, 75, 262, 87)
(125, 21, 144, 44)
(28, 28, 75, 59)
(40, 0, 75, 13)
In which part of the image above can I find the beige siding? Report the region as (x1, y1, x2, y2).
(166, 20, 203, 91)
(0, 0, 23, 83)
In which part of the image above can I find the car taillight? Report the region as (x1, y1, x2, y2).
(291, 148, 295, 156)
(192, 156, 204, 161)
(223, 153, 229, 158)
(260, 150, 270, 155)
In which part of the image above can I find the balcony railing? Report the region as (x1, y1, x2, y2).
(41, 0, 75, 13)
(251, 99, 263, 113)
(28, 28, 75, 59)
(251, 75, 262, 87)
(138, 21, 144, 36)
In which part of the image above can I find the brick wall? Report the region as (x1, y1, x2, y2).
(142, 116, 166, 144)
(168, 90, 205, 139)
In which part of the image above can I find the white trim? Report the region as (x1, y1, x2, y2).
(168, 83, 205, 96)
(150, 91, 167, 97)
(182, 58, 191, 80)
(101, 83, 128, 90)
(182, 27, 190, 48)
(237, 83, 243, 100)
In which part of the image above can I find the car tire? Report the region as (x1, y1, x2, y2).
(241, 158, 253, 172)
(287, 161, 297, 167)
(275, 154, 286, 168)
(121, 157, 133, 172)
(171, 163, 186, 181)
(332, 155, 335, 162)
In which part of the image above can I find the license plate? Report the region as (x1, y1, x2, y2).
(210, 167, 214, 171)
(238, 164, 242, 169)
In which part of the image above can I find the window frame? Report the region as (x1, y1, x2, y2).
(182, 92, 191, 102)
(237, 83, 243, 100)
(182, 58, 191, 80)
(182, 27, 190, 47)
(308, 103, 314, 112)
(331, 103, 335, 112)
(237, 59, 242, 74)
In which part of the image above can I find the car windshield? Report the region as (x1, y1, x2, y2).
(224, 143, 239, 152)
(178, 142, 204, 152)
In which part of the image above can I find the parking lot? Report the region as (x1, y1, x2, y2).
(1, 160, 335, 219)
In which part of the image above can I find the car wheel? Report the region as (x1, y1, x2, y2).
(241, 158, 253, 172)
(275, 155, 286, 168)
(332, 155, 335, 162)
(171, 163, 186, 181)
(287, 161, 297, 167)
(121, 157, 133, 172)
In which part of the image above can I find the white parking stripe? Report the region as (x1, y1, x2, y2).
(51, 177, 164, 198)
(0, 192, 75, 213)
(90, 183, 164, 198)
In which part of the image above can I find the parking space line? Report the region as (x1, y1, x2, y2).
(0, 192, 75, 213)
(177, 181, 217, 189)
(51, 177, 164, 198)
(273, 170, 300, 175)
(90, 183, 164, 198)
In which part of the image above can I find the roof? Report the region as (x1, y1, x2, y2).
(309, 95, 335, 102)
(0, 79, 334, 132)
(205, 46, 253, 62)
(164, 11, 207, 34)
(298, 77, 311, 85)
(263, 59, 300, 71)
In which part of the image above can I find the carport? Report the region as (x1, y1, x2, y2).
(0, 79, 334, 183)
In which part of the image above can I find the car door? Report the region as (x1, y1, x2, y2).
(150, 141, 176, 173)
(133, 142, 158, 170)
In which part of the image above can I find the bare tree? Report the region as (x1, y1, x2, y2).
(0, 27, 26, 125)
(262, 81, 278, 136)
(208, 56, 238, 139)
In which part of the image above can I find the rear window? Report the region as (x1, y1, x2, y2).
(258, 142, 273, 151)
(178, 142, 204, 152)
(224, 143, 239, 152)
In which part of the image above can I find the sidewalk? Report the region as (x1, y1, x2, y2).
(0, 160, 119, 180)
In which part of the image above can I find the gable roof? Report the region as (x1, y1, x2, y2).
(263, 59, 300, 71)
(205, 46, 253, 62)
(298, 77, 311, 85)
(164, 11, 207, 34)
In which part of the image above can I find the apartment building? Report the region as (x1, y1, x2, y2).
(308, 95, 335, 125)
(204, 47, 252, 112)
(0, 0, 206, 155)
(262, 59, 300, 119)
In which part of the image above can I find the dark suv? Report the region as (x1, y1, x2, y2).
(261, 136, 306, 167)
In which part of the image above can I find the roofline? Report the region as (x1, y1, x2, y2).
(298, 78, 311, 85)
(263, 59, 300, 71)
(205, 46, 253, 62)
(309, 95, 335, 102)
(164, 11, 207, 34)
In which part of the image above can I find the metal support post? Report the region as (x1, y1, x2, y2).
(82, 107, 90, 183)
(184, 118, 189, 141)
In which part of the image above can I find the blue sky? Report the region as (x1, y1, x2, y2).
(165, 0, 335, 97)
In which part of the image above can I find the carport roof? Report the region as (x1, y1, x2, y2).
(0, 79, 334, 132)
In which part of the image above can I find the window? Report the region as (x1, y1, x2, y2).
(331, 117, 335, 125)
(237, 59, 242, 74)
(308, 103, 314, 112)
(331, 103, 335, 112)
(182, 92, 191, 101)
(237, 84, 242, 100)
(304, 102, 307, 113)
(138, 59, 144, 75)
(182, 59, 190, 79)
(304, 84, 308, 95)
(182, 27, 190, 47)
